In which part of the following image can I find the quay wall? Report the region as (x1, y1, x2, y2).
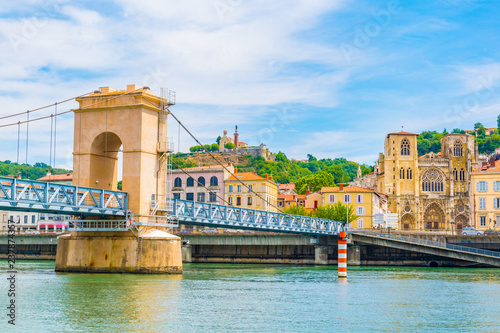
(2, 233, 499, 267)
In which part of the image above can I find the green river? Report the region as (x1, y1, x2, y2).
(1, 261, 499, 332)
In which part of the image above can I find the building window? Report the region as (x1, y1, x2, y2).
(494, 198, 500, 209)
(31, 215, 35, 223)
(278, 201, 283, 207)
(40, 213, 45, 220)
(480, 215, 486, 227)
(400, 167, 405, 179)
(197, 193, 205, 202)
(237, 185, 241, 193)
(356, 207, 365, 215)
(198, 177, 205, 186)
(209, 193, 217, 202)
(422, 169, 444, 192)
(187, 177, 194, 187)
(236, 197, 241, 206)
(23, 216, 28, 224)
(328, 195, 336, 203)
(186, 193, 194, 201)
(477, 181, 488, 192)
(453, 168, 458, 181)
(479, 198, 486, 209)
(229, 185, 233, 193)
(210, 176, 218, 186)
(248, 185, 253, 192)
(228, 197, 233, 205)
(343, 194, 351, 203)
(356, 195, 363, 203)
(357, 219, 363, 228)
(459, 168, 465, 181)
(248, 197, 252, 205)
(174, 177, 182, 187)
(407, 168, 412, 179)
(173, 193, 181, 200)
(493, 181, 500, 191)
(401, 138, 410, 156)
(454, 140, 463, 157)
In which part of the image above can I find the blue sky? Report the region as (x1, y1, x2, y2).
(0, 0, 499, 170)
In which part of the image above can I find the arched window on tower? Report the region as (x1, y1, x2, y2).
(454, 140, 463, 157)
(198, 177, 205, 186)
(460, 168, 465, 181)
(453, 168, 458, 181)
(400, 167, 405, 179)
(422, 169, 444, 192)
(401, 138, 410, 156)
(407, 168, 412, 179)
(174, 177, 182, 187)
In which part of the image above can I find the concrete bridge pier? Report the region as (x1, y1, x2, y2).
(182, 243, 192, 263)
(314, 245, 329, 265)
(348, 245, 361, 266)
(55, 229, 182, 274)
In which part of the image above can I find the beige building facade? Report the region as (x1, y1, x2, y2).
(471, 159, 500, 230)
(225, 172, 278, 212)
(376, 131, 478, 231)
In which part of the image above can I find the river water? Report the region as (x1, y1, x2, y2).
(1, 261, 499, 332)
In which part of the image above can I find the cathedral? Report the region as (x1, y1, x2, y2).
(375, 131, 479, 231)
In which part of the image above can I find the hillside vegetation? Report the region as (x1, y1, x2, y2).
(0, 161, 71, 180)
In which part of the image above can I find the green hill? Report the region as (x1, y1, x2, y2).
(0, 161, 71, 180)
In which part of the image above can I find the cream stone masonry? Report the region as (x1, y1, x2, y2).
(376, 132, 478, 231)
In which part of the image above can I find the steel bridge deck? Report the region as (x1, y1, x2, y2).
(0, 177, 128, 216)
(171, 199, 343, 236)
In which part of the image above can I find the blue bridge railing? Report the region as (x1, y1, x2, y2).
(0, 177, 128, 216)
(172, 199, 343, 235)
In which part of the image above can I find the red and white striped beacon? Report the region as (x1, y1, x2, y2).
(338, 231, 347, 278)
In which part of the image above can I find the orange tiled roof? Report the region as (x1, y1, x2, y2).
(279, 183, 295, 190)
(388, 131, 419, 136)
(321, 185, 374, 193)
(473, 160, 500, 173)
(37, 173, 73, 181)
(226, 172, 273, 182)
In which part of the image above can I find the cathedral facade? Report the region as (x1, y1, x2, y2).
(376, 131, 479, 231)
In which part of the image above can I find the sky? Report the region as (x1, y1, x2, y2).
(0, 0, 499, 171)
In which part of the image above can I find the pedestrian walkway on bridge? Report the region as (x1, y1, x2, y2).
(350, 231, 500, 267)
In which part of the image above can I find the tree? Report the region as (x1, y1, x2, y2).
(497, 115, 500, 130)
(307, 154, 317, 162)
(224, 142, 235, 149)
(452, 128, 465, 134)
(477, 125, 486, 138)
(117, 180, 122, 190)
(216, 136, 221, 145)
(294, 171, 336, 194)
(284, 205, 311, 217)
(211, 143, 219, 151)
(314, 202, 358, 225)
(474, 122, 484, 130)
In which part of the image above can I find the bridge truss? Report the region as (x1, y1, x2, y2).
(0, 177, 128, 216)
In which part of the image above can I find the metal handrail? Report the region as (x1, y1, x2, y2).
(356, 232, 500, 258)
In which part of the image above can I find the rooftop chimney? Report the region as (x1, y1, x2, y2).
(490, 156, 496, 168)
(306, 189, 311, 195)
(265, 173, 269, 179)
(339, 183, 344, 191)
(234, 168, 238, 173)
(46, 170, 51, 177)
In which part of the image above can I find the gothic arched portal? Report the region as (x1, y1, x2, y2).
(424, 203, 445, 230)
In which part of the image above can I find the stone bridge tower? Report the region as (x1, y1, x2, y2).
(72, 84, 171, 215)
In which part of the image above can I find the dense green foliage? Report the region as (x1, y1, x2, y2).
(284, 202, 358, 225)
(0, 161, 70, 180)
(224, 142, 235, 149)
(189, 144, 218, 152)
(237, 153, 372, 191)
(417, 123, 500, 156)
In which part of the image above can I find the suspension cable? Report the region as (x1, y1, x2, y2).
(49, 114, 53, 168)
(54, 102, 57, 168)
(169, 112, 318, 229)
(25, 111, 29, 179)
(16, 122, 20, 176)
(0, 92, 93, 121)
